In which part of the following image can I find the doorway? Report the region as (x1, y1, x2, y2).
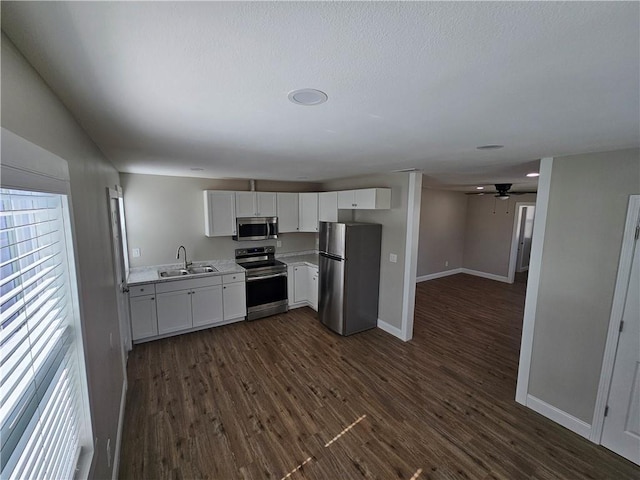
(108, 187, 132, 376)
(508, 202, 536, 283)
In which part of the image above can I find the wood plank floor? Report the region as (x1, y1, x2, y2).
(119, 273, 639, 479)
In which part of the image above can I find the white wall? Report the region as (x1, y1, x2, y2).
(121, 173, 320, 267)
(322, 173, 412, 331)
(463, 193, 537, 278)
(527, 148, 640, 423)
(1, 34, 123, 479)
(417, 188, 467, 276)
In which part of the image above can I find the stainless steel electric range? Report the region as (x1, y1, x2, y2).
(235, 246, 288, 321)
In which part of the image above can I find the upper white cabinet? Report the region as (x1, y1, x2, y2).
(337, 188, 391, 210)
(318, 192, 338, 222)
(204, 191, 236, 237)
(276, 192, 299, 232)
(235, 192, 277, 217)
(299, 193, 319, 232)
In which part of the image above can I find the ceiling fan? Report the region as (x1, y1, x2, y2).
(466, 183, 536, 199)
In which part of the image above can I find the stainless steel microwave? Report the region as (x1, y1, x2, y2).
(234, 217, 278, 241)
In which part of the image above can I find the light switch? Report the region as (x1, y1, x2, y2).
(389, 253, 397, 263)
(132, 248, 141, 258)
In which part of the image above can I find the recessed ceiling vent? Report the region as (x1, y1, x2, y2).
(288, 89, 328, 106)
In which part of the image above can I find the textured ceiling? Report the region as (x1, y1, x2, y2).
(2, 2, 638, 189)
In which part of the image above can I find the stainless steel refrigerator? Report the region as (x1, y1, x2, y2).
(318, 222, 382, 335)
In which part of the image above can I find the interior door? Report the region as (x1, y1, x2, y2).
(601, 231, 640, 464)
(108, 188, 131, 375)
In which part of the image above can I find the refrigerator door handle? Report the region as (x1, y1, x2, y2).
(320, 251, 344, 261)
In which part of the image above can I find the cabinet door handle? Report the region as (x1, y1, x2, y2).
(151, 297, 155, 300)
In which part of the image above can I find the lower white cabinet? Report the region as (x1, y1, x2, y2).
(192, 285, 224, 327)
(130, 294, 158, 341)
(289, 264, 318, 311)
(293, 265, 310, 304)
(309, 267, 318, 311)
(156, 289, 193, 335)
(129, 272, 245, 343)
(222, 274, 247, 320)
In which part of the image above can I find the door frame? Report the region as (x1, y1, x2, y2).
(507, 202, 536, 284)
(107, 187, 132, 362)
(590, 195, 640, 443)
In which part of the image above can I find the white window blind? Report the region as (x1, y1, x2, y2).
(1, 188, 85, 480)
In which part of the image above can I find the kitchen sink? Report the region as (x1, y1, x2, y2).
(159, 269, 190, 278)
(158, 265, 217, 278)
(188, 265, 217, 274)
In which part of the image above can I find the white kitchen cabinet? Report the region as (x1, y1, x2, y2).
(204, 190, 236, 237)
(235, 192, 277, 217)
(192, 285, 224, 327)
(309, 266, 318, 311)
(299, 192, 319, 232)
(223, 281, 246, 320)
(293, 265, 310, 304)
(129, 294, 158, 340)
(155, 275, 225, 335)
(276, 192, 299, 232)
(289, 264, 318, 311)
(337, 188, 391, 210)
(318, 192, 338, 222)
(156, 289, 192, 335)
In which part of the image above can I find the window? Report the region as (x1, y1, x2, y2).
(1, 188, 90, 479)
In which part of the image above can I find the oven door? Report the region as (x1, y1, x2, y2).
(245, 272, 288, 320)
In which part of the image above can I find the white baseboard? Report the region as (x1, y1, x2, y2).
(416, 268, 463, 283)
(377, 319, 405, 340)
(461, 268, 511, 284)
(526, 394, 592, 439)
(112, 379, 127, 480)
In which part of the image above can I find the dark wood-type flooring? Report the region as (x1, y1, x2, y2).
(119, 273, 639, 479)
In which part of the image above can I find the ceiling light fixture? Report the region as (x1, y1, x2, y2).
(476, 186, 484, 190)
(190, 167, 204, 171)
(526, 172, 540, 177)
(288, 89, 328, 106)
(476, 144, 504, 150)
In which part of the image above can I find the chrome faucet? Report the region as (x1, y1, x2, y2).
(176, 245, 191, 270)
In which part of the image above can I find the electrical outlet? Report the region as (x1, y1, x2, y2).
(276, 240, 282, 247)
(106, 438, 111, 468)
(132, 248, 141, 258)
(389, 253, 397, 263)
(445, 260, 449, 267)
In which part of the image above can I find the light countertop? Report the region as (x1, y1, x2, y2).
(127, 261, 245, 286)
(277, 252, 319, 268)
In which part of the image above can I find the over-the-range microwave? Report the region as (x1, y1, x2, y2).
(233, 217, 278, 241)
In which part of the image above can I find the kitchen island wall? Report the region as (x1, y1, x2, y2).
(121, 173, 321, 267)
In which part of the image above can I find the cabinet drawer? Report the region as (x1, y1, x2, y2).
(156, 275, 222, 294)
(223, 272, 245, 284)
(129, 284, 156, 297)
